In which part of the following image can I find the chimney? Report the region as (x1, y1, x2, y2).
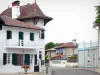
(12, 0, 20, 19)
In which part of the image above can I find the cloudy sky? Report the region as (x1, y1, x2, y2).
(0, 0, 100, 44)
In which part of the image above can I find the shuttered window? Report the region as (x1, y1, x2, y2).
(19, 32, 23, 40)
(41, 30, 44, 39)
(3, 53, 7, 65)
(34, 54, 37, 65)
(30, 33, 34, 41)
(7, 30, 12, 39)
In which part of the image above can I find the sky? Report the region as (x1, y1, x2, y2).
(0, 0, 100, 44)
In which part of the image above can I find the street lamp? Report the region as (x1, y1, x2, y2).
(72, 39, 77, 55)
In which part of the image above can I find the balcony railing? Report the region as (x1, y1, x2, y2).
(6, 39, 36, 49)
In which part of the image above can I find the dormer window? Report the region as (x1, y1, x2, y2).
(33, 18, 39, 25)
(7, 30, 12, 39)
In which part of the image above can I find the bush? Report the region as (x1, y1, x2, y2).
(45, 56, 49, 63)
(68, 55, 77, 59)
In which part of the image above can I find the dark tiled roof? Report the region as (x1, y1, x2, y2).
(50, 55, 63, 60)
(0, 3, 53, 21)
(0, 15, 42, 30)
(56, 42, 78, 49)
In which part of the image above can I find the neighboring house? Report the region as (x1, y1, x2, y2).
(55, 42, 78, 58)
(49, 42, 78, 68)
(0, 0, 52, 73)
(45, 48, 56, 58)
(78, 41, 98, 68)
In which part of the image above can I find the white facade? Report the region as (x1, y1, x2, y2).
(78, 41, 98, 68)
(0, 0, 53, 73)
(0, 24, 45, 73)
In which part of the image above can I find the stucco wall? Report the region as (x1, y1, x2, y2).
(46, 51, 56, 58)
(0, 26, 45, 66)
(63, 48, 78, 58)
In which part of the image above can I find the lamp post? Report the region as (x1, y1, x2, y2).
(72, 39, 77, 55)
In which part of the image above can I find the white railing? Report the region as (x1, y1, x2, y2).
(78, 41, 98, 50)
(6, 39, 36, 48)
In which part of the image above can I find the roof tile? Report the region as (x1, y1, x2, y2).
(1, 15, 42, 30)
(0, 3, 52, 20)
(56, 42, 78, 48)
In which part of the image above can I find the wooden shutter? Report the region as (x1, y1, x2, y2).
(0, 25, 2, 30)
(3, 53, 7, 65)
(19, 32, 23, 40)
(7, 31, 12, 39)
(34, 54, 37, 65)
(12, 54, 18, 65)
(24, 54, 30, 65)
(30, 33, 34, 41)
(41, 30, 44, 39)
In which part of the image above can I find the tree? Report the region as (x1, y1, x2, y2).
(94, 5, 100, 25)
(45, 42, 56, 55)
(45, 42, 56, 50)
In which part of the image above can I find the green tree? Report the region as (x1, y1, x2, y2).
(94, 5, 100, 25)
(45, 42, 56, 50)
(45, 42, 56, 55)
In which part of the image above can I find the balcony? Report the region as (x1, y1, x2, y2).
(6, 39, 36, 49)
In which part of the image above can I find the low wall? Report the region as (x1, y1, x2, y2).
(49, 60, 78, 67)
(66, 62, 78, 67)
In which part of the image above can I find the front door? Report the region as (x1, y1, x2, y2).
(34, 54, 39, 72)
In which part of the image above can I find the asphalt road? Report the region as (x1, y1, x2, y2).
(52, 68, 100, 75)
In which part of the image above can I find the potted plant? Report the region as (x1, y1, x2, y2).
(21, 65, 30, 74)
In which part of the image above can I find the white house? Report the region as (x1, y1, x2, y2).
(0, 0, 52, 73)
(78, 41, 98, 68)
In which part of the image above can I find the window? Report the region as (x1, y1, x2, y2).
(7, 30, 12, 39)
(19, 32, 23, 40)
(39, 51, 42, 60)
(30, 33, 34, 41)
(7, 54, 10, 64)
(40, 30, 44, 39)
(0, 25, 2, 30)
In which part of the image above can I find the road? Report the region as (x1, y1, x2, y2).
(51, 68, 100, 75)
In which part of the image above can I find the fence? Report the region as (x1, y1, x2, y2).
(78, 41, 98, 68)
(78, 41, 98, 50)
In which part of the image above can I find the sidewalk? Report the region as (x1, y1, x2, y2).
(81, 68, 100, 73)
(0, 67, 52, 75)
(0, 72, 48, 75)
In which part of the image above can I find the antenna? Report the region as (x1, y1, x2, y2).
(35, 0, 36, 4)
